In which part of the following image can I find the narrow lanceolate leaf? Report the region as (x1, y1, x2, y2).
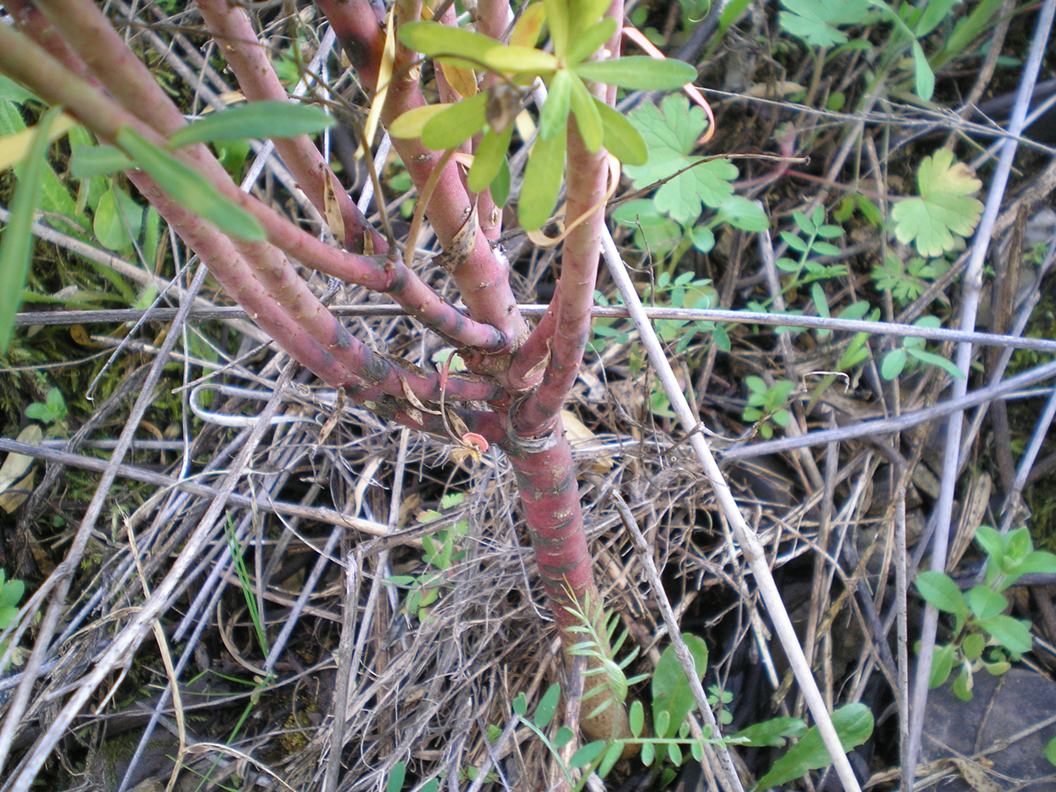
(70, 144, 133, 178)
(511, 2, 547, 48)
(574, 57, 696, 91)
(0, 112, 76, 172)
(168, 101, 334, 148)
(593, 99, 647, 165)
(0, 105, 61, 353)
(116, 127, 265, 241)
(539, 70, 572, 141)
(519, 125, 566, 231)
(388, 104, 451, 140)
(398, 20, 500, 65)
(568, 74, 602, 152)
(420, 92, 488, 150)
(566, 17, 618, 64)
(467, 125, 513, 192)
(480, 45, 558, 74)
(543, 0, 570, 56)
(569, 0, 614, 37)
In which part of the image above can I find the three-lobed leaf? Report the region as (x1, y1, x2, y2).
(892, 149, 983, 257)
(623, 95, 736, 223)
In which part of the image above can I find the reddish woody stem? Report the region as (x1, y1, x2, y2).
(35, 0, 506, 354)
(511, 130, 609, 436)
(318, 0, 528, 352)
(195, 0, 387, 255)
(0, 21, 499, 405)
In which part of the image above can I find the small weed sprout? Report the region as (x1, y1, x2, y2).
(25, 386, 67, 428)
(916, 525, 1056, 702)
(742, 376, 795, 439)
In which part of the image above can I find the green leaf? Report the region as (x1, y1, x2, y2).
(916, 0, 961, 37)
(881, 348, 907, 380)
(779, 0, 871, 47)
(398, 21, 500, 67)
(518, 125, 566, 231)
(512, 692, 527, 716)
(168, 101, 334, 148)
(116, 127, 265, 241)
(906, 347, 965, 380)
(915, 571, 967, 615)
(951, 664, 973, 701)
(480, 45, 558, 74)
(570, 740, 606, 769)
(974, 525, 1004, 561)
(0, 578, 24, 609)
(627, 699, 645, 737)
(543, 0, 570, 56)
(911, 40, 935, 101)
(892, 149, 983, 257)
(962, 632, 985, 661)
(70, 144, 133, 179)
(732, 716, 807, 748)
(977, 615, 1032, 655)
(490, 156, 511, 206)
(965, 586, 1006, 620)
(1011, 550, 1056, 578)
(623, 96, 735, 223)
(567, 18, 617, 64)
(651, 634, 708, 738)
(421, 93, 488, 150)
(388, 104, 451, 140)
(0, 105, 62, 353)
(568, 74, 602, 152)
(599, 741, 623, 776)
(755, 703, 874, 790)
(594, 98, 647, 165)
(1046, 735, 1056, 768)
(467, 125, 513, 192)
(574, 56, 696, 91)
(716, 196, 768, 231)
(641, 740, 655, 767)
(386, 761, 406, 792)
(534, 682, 561, 728)
(554, 725, 574, 748)
(540, 70, 572, 141)
(93, 186, 142, 252)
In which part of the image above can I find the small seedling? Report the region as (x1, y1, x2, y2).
(0, 568, 26, 671)
(871, 253, 950, 305)
(388, 492, 468, 620)
(916, 525, 1056, 702)
(25, 386, 68, 428)
(742, 377, 794, 439)
(879, 315, 964, 382)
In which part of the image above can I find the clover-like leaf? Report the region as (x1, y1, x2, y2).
(892, 149, 983, 257)
(623, 95, 736, 223)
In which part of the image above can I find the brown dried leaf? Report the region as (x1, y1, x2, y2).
(0, 424, 42, 513)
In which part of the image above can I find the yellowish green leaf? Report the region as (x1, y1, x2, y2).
(892, 149, 982, 257)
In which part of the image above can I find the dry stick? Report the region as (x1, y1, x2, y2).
(999, 383, 1056, 535)
(614, 495, 744, 792)
(0, 436, 388, 535)
(0, 263, 211, 778)
(4, 362, 300, 792)
(905, 0, 1056, 778)
(21, 303, 1056, 353)
(323, 548, 361, 792)
(599, 232, 864, 790)
(722, 358, 1056, 461)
